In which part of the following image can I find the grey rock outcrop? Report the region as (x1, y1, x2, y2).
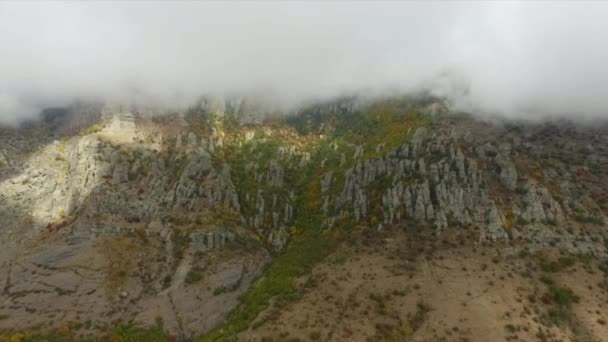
(495, 152, 518, 190)
(190, 230, 236, 253)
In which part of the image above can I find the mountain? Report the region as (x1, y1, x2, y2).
(0, 94, 607, 342)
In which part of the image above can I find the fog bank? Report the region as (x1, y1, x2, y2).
(1, 1, 607, 124)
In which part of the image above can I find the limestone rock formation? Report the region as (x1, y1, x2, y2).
(1, 97, 608, 340)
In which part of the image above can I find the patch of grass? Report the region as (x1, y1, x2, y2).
(213, 286, 226, 296)
(185, 266, 205, 285)
(540, 284, 580, 327)
(107, 323, 168, 342)
(551, 286, 579, 306)
(537, 254, 576, 273)
(0, 322, 166, 342)
(201, 225, 335, 340)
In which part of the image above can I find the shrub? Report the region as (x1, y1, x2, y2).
(599, 263, 608, 274)
(213, 286, 226, 296)
(80, 123, 104, 136)
(309, 331, 321, 340)
(369, 293, 387, 314)
(538, 255, 576, 273)
(10, 333, 25, 342)
(409, 301, 431, 331)
(574, 213, 604, 225)
(162, 275, 172, 289)
(109, 323, 168, 342)
(552, 287, 579, 306)
(185, 267, 204, 285)
(540, 275, 554, 286)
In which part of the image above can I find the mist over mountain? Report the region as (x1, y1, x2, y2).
(3, 3, 608, 341)
(1, 1, 608, 124)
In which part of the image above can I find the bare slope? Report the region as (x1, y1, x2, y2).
(0, 95, 607, 341)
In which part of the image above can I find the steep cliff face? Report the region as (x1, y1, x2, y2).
(320, 122, 604, 254)
(0, 95, 607, 340)
(0, 107, 270, 340)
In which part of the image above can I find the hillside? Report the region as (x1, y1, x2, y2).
(0, 95, 607, 342)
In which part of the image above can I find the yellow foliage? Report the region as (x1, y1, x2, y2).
(9, 333, 24, 342)
(370, 216, 379, 226)
(79, 123, 103, 136)
(503, 209, 513, 230)
(70, 320, 81, 330)
(58, 323, 71, 335)
(332, 229, 341, 240)
(110, 335, 125, 342)
(392, 323, 414, 341)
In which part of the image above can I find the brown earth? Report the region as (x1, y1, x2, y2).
(238, 228, 608, 342)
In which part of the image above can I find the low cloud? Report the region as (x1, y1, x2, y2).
(1, 1, 607, 124)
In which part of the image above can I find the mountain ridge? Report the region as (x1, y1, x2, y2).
(0, 94, 607, 341)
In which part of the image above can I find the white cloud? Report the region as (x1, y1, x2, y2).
(1, 1, 607, 123)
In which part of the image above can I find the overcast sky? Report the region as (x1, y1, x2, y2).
(1, 1, 607, 124)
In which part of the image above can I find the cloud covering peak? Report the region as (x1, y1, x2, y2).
(1, 1, 608, 124)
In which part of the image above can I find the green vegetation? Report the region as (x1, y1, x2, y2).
(369, 293, 387, 315)
(200, 198, 336, 340)
(185, 266, 205, 285)
(0, 323, 167, 342)
(225, 134, 294, 233)
(538, 273, 579, 328)
(537, 254, 576, 273)
(551, 286, 579, 306)
(198, 95, 432, 341)
(371, 300, 429, 341)
(213, 286, 226, 296)
(409, 300, 431, 332)
(79, 123, 104, 136)
(573, 212, 604, 225)
(106, 324, 168, 342)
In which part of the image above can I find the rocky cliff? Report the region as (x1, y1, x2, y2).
(0, 95, 607, 341)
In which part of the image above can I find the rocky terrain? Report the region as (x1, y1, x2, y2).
(0, 94, 607, 341)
